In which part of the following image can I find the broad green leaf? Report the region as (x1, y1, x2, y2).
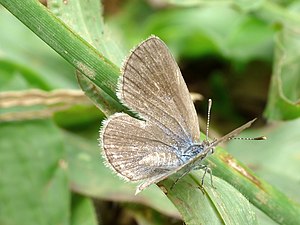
(53, 104, 104, 129)
(227, 118, 300, 224)
(208, 145, 300, 225)
(0, 60, 51, 91)
(0, 6, 76, 89)
(265, 24, 300, 120)
(254, 207, 279, 225)
(233, 0, 265, 11)
(166, 0, 265, 11)
(71, 193, 98, 225)
(0, 120, 69, 225)
(112, 2, 273, 62)
(226, 17, 273, 61)
(228, 118, 300, 203)
(160, 171, 257, 225)
(125, 204, 180, 225)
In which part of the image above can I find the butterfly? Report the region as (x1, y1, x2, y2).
(100, 36, 257, 195)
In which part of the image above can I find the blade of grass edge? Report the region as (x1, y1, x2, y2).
(0, 0, 125, 116)
(48, 0, 126, 115)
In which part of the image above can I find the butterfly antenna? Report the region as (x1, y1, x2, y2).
(228, 136, 267, 141)
(206, 99, 212, 142)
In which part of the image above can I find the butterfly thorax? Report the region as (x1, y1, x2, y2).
(181, 142, 213, 162)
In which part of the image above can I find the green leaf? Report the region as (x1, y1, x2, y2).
(227, 118, 300, 224)
(75, 72, 125, 116)
(165, 0, 265, 11)
(0, 7, 76, 89)
(228, 118, 300, 203)
(161, 171, 257, 225)
(48, 0, 126, 115)
(53, 104, 104, 129)
(48, 0, 125, 66)
(71, 193, 98, 225)
(0, 120, 69, 225)
(125, 204, 180, 225)
(208, 146, 300, 225)
(1, 0, 123, 116)
(113, 2, 273, 62)
(0, 59, 51, 91)
(226, 17, 273, 61)
(264, 24, 300, 120)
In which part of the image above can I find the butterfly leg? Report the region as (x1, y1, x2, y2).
(193, 164, 215, 189)
(170, 168, 191, 190)
(202, 166, 215, 189)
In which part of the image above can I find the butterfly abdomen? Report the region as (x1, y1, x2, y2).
(139, 151, 182, 169)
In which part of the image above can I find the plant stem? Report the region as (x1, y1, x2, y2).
(0, 0, 123, 113)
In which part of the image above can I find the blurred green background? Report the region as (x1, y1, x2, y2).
(0, 0, 300, 225)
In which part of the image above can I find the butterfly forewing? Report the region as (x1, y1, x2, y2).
(119, 36, 200, 145)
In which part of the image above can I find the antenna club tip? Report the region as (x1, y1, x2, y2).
(208, 99, 212, 109)
(255, 136, 267, 140)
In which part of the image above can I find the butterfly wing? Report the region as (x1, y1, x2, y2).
(118, 36, 200, 146)
(101, 36, 201, 193)
(101, 113, 184, 181)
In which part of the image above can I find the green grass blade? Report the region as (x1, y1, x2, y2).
(161, 172, 258, 225)
(0, 0, 124, 116)
(48, 0, 125, 66)
(47, 0, 126, 115)
(210, 148, 300, 224)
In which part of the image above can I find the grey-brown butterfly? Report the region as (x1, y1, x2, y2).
(100, 36, 259, 195)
